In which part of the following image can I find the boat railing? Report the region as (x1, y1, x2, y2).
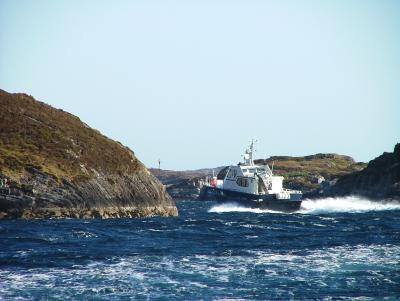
(283, 188, 302, 194)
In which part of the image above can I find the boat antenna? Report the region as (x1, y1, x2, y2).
(243, 139, 257, 166)
(249, 139, 257, 166)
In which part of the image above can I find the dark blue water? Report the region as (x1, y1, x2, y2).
(1, 197, 400, 300)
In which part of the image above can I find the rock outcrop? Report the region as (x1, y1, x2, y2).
(307, 144, 400, 200)
(0, 89, 177, 219)
(150, 168, 223, 200)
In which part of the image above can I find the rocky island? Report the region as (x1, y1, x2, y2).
(310, 144, 400, 200)
(0, 89, 178, 219)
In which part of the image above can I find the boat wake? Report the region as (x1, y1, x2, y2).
(208, 203, 275, 214)
(299, 196, 400, 214)
(208, 196, 400, 214)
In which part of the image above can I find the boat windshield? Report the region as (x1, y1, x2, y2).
(245, 168, 266, 174)
(217, 167, 229, 180)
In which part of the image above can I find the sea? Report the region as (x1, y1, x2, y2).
(0, 196, 400, 300)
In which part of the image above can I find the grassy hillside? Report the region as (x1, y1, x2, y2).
(0, 89, 141, 182)
(255, 154, 367, 191)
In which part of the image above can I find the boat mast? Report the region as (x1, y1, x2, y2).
(249, 139, 255, 166)
(244, 139, 256, 166)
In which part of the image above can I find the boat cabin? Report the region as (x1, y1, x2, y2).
(214, 165, 284, 196)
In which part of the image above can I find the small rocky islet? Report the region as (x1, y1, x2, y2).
(312, 143, 400, 200)
(0, 89, 177, 219)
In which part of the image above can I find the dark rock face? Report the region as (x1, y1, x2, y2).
(0, 168, 177, 219)
(149, 168, 221, 200)
(166, 177, 206, 200)
(0, 90, 177, 219)
(308, 144, 400, 200)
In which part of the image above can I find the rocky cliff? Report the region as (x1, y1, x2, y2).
(308, 144, 400, 200)
(0, 89, 177, 219)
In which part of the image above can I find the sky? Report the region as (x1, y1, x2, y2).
(1, 0, 399, 170)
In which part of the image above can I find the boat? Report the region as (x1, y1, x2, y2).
(198, 140, 302, 212)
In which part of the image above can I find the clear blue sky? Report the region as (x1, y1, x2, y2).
(1, 0, 399, 170)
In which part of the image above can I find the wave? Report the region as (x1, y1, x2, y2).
(208, 203, 275, 214)
(208, 196, 400, 214)
(299, 196, 400, 214)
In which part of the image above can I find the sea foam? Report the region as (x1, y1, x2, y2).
(208, 203, 275, 214)
(299, 196, 400, 214)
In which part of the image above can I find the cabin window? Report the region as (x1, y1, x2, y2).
(227, 169, 237, 179)
(217, 167, 229, 180)
(236, 177, 249, 187)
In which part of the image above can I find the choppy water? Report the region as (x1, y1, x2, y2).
(0, 197, 400, 300)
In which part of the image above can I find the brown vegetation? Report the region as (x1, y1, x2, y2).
(0, 89, 142, 182)
(254, 154, 367, 191)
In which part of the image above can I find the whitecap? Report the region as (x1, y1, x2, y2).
(208, 203, 276, 214)
(188, 281, 208, 288)
(72, 230, 97, 238)
(299, 196, 400, 214)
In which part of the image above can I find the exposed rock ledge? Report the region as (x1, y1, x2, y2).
(0, 167, 178, 219)
(0, 200, 178, 219)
